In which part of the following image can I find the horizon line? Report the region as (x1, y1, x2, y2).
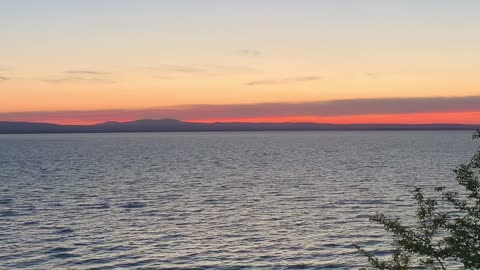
(2, 118, 480, 126)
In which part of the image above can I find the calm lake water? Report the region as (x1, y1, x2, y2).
(0, 131, 477, 269)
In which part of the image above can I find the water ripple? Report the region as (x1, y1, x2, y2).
(0, 131, 475, 269)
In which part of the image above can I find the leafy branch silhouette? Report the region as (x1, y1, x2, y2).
(355, 130, 480, 269)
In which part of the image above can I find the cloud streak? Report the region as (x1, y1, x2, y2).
(64, 70, 108, 75)
(40, 76, 115, 84)
(1, 96, 480, 124)
(38, 69, 113, 84)
(145, 64, 258, 75)
(0, 76, 10, 80)
(246, 76, 321, 86)
(145, 65, 207, 74)
(234, 49, 261, 57)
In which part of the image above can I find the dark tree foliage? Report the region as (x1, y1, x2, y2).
(355, 130, 480, 270)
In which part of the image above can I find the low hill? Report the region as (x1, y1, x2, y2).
(0, 119, 478, 134)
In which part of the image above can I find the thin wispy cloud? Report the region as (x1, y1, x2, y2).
(2, 96, 479, 124)
(145, 64, 259, 78)
(205, 65, 258, 73)
(41, 70, 113, 84)
(246, 76, 321, 86)
(365, 72, 383, 78)
(40, 76, 115, 84)
(364, 71, 400, 78)
(145, 65, 207, 73)
(0, 76, 10, 80)
(64, 70, 108, 75)
(234, 49, 261, 57)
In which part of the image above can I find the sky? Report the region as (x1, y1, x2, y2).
(1, 0, 480, 124)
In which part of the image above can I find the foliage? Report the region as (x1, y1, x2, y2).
(355, 130, 480, 270)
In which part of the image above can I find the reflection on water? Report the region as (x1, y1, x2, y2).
(0, 131, 476, 269)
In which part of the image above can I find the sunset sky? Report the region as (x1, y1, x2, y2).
(1, 0, 480, 124)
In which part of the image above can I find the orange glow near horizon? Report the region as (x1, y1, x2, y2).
(19, 111, 480, 125)
(194, 111, 480, 125)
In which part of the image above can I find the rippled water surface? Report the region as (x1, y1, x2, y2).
(0, 131, 477, 269)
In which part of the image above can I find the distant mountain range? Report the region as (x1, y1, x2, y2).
(0, 119, 479, 134)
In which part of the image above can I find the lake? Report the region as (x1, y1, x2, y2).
(0, 131, 477, 269)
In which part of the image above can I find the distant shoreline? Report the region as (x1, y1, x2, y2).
(0, 119, 478, 134)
